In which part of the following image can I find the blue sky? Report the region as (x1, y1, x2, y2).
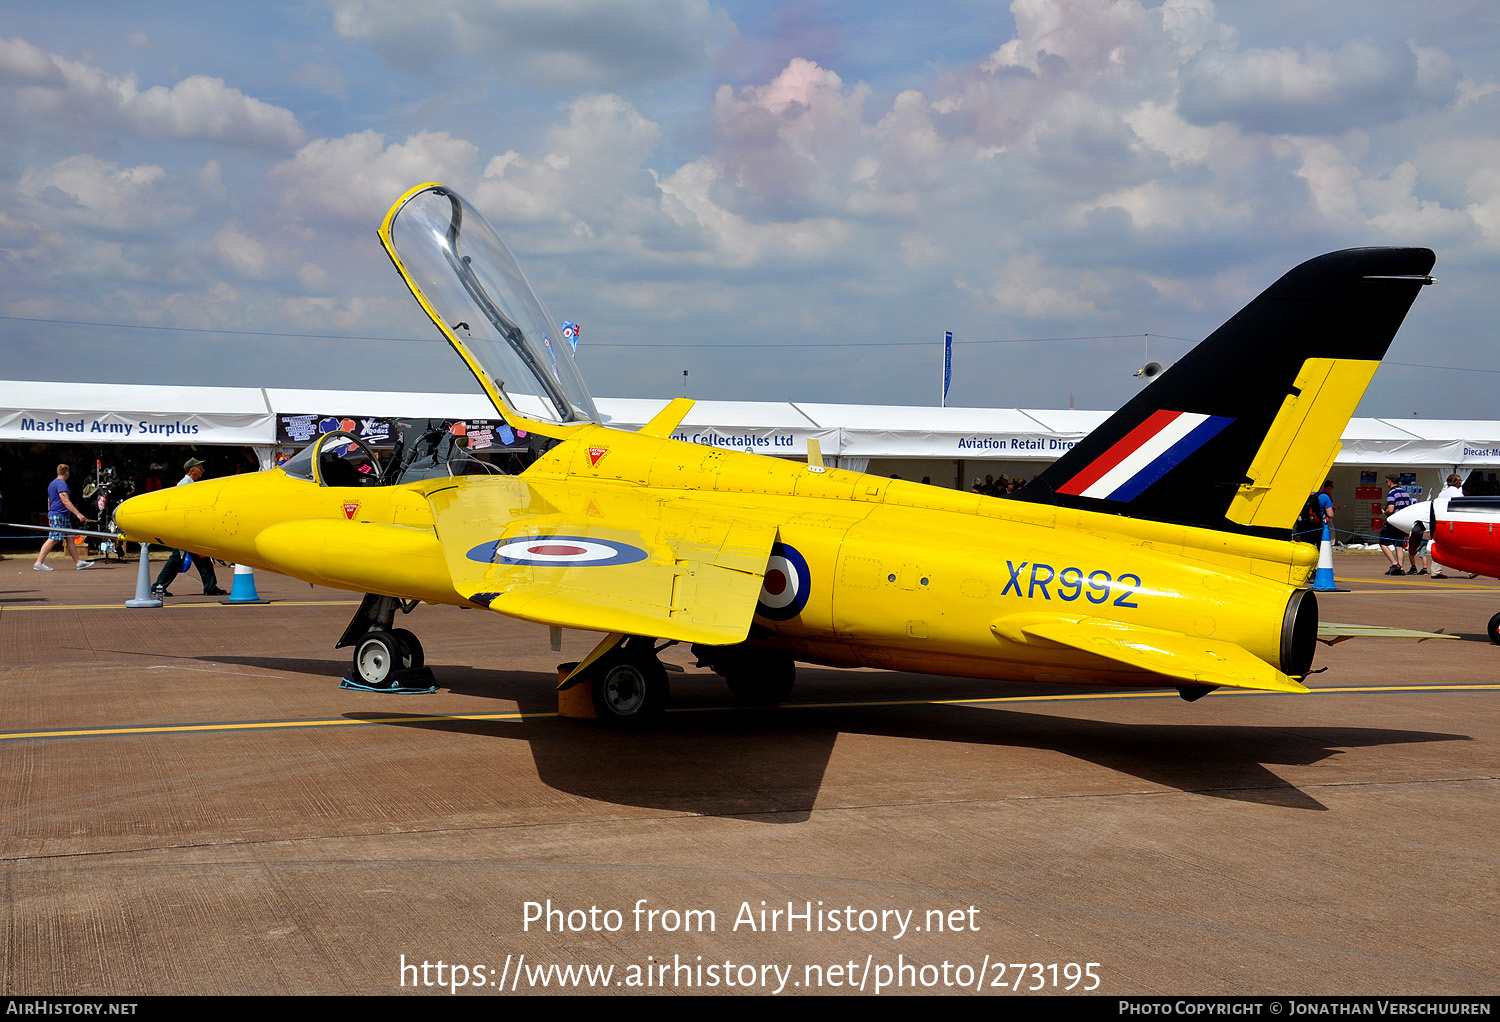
(2, 1, 1498, 417)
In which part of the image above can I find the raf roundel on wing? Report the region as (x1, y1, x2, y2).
(467, 535, 649, 567)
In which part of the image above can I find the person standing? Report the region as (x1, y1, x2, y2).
(1431, 473, 1471, 579)
(1296, 480, 1336, 543)
(33, 464, 93, 571)
(1379, 473, 1412, 576)
(1407, 521, 1429, 576)
(150, 458, 226, 596)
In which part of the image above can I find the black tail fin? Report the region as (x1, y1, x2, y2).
(1015, 248, 1435, 538)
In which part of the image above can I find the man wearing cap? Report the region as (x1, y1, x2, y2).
(150, 458, 227, 597)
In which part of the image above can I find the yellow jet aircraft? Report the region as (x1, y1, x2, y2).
(114, 183, 1435, 724)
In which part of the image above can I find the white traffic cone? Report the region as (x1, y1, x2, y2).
(1312, 522, 1343, 592)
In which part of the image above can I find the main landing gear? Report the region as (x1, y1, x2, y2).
(558, 636, 669, 726)
(692, 642, 796, 706)
(339, 594, 436, 691)
(559, 638, 798, 727)
(559, 636, 670, 728)
(1488, 611, 1500, 646)
(590, 638, 670, 726)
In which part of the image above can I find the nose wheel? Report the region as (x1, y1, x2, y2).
(1488, 612, 1500, 646)
(338, 594, 435, 692)
(353, 630, 412, 685)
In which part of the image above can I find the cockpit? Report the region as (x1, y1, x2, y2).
(280, 431, 386, 487)
(280, 420, 514, 488)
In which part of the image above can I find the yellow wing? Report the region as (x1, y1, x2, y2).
(1317, 622, 1459, 646)
(995, 614, 1308, 694)
(426, 474, 775, 645)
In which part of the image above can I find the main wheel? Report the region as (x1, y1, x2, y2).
(389, 628, 425, 668)
(591, 653, 668, 727)
(352, 630, 413, 687)
(1488, 612, 1500, 646)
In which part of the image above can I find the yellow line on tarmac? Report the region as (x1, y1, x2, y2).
(1340, 578, 1494, 591)
(1332, 588, 1493, 595)
(0, 711, 546, 742)
(3, 684, 1496, 744)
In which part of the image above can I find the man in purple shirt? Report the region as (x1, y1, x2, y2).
(33, 463, 93, 571)
(1380, 473, 1412, 575)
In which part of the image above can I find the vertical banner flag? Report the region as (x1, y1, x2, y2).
(942, 331, 953, 407)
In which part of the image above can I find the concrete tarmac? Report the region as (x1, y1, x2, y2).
(1, 548, 1497, 996)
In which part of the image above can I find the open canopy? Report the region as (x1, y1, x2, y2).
(379, 183, 598, 427)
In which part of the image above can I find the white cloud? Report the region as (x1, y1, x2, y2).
(1178, 38, 1457, 134)
(985, 0, 1156, 84)
(655, 157, 851, 266)
(210, 222, 271, 278)
(475, 93, 662, 235)
(270, 130, 481, 226)
(707, 58, 872, 217)
(16, 155, 179, 232)
(0, 36, 64, 86)
(331, 0, 731, 89)
(0, 36, 305, 149)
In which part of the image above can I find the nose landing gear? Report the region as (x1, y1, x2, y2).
(339, 594, 436, 692)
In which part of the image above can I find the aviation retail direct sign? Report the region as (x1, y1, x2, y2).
(834, 431, 1086, 459)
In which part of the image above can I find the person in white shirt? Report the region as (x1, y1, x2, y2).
(1430, 473, 1470, 578)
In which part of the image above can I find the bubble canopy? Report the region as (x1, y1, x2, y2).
(381, 184, 598, 426)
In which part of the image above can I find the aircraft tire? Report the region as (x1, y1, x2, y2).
(591, 654, 668, 727)
(1488, 612, 1500, 646)
(723, 651, 795, 705)
(352, 630, 413, 687)
(389, 628, 425, 668)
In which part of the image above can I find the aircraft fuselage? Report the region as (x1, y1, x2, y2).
(117, 424, 1316, 688)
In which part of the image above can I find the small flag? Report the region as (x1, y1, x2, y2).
(942, 331, 952, 406)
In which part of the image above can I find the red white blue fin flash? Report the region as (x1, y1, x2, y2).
(1057, 409, 1233, 502)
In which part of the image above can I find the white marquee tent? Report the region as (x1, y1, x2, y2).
(3, 379, 1498, 471)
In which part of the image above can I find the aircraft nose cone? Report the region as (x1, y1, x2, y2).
(114, 489, 177, 544)
(115, 477, 222, 547)
(1386, 500, 1428, 535)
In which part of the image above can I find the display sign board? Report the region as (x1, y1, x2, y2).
(275, 413, 530, 452)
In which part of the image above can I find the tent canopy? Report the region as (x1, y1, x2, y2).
(3, 380, 1497, 466)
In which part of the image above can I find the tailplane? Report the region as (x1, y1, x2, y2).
(1015, 248, 1434, 537)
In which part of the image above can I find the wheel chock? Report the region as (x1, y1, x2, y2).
(339, 665, 437, 694)
(556, 663, 598, 719)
